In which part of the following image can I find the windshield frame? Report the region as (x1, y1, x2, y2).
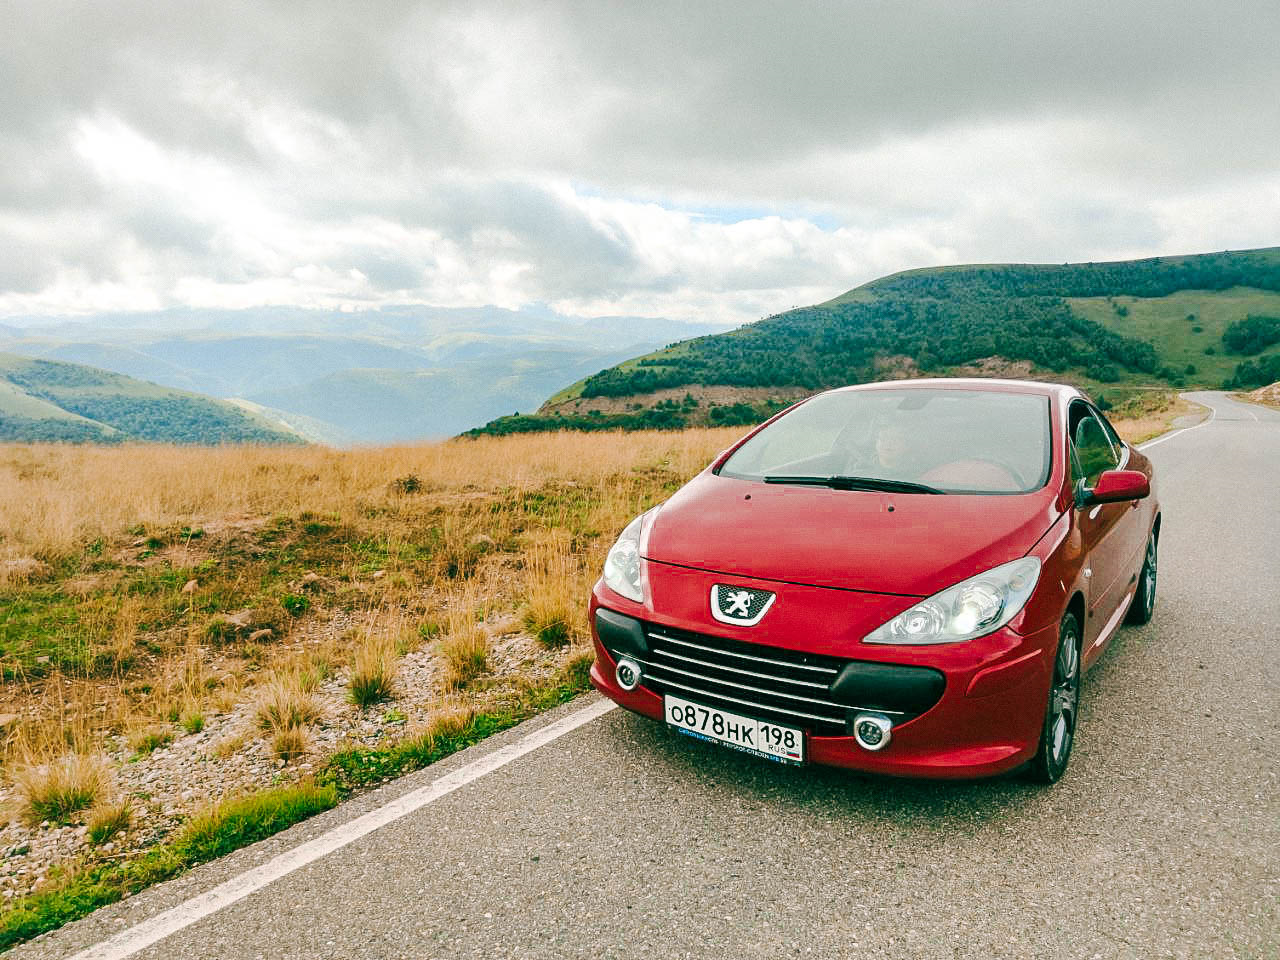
(714, 386, 1055, 497)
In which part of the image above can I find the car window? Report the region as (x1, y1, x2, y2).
(1072, 415, 1119, 488)
(718, 388, 1052, 494)
(1094, 408, 1127, 464)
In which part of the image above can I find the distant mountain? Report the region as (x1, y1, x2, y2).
(470, 246, 1280, 434)
(0, 353, 303, 445)
(246, 345, 672, 443)
(0, 306, 727, 443)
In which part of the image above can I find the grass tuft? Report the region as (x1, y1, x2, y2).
(521, 535, 583, 648)
(87, 799, 131, 844)
(128, 727, 173, 756)
(271, 726, 310, 762)
(347, 617, 399, 708)
(280, 593, 310, 616)
(255, 676, 322, 732)
(437, 592, 490, 691)
(11, 752, 109, 825)
(179, 706, 205, 735)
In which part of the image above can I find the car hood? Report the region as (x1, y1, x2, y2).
(645, 472, 1061, 597)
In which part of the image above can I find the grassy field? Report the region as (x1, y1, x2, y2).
(0, 400, 1190, 944)
(1077, 286, 1280, 386)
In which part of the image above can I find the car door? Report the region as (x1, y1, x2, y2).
(1068, 403, 1128, 646)
(1096, 407, 1151, 580)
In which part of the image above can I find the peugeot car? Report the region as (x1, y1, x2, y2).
(588, 379, 1159, 783)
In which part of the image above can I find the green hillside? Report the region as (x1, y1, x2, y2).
(0, 354, 304, 445)
(473, 247, 1280, 434)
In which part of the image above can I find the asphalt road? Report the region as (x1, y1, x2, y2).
(18, 392, 1279, 960)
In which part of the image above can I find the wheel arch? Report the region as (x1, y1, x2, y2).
(1065, 591, 1085, 639)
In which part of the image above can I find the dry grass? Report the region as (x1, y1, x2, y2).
(1109, 391, 1204, 444)
(271, 726, 310, 763)
(347, 614, 401, 708)
(127, 727, 173, 756)
(521, 533, 585, 648)
(255, 675, 323, 733)
(400, 703, 477, 756)
(438, 589, 491, 691)
(87, 799, 132, 844)
(11, 752, 110, 825)
(213, 731, 249, 759)
(0, 429, 737, 563)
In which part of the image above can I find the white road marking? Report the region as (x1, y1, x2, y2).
(70, 698, 618, 960)
(1137, 399, 1217, 451)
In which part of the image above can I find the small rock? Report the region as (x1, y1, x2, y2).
(248, 628, 274, 642)
(35, 656, 50, 665)
(181, 579, 199, 594)
(372, 569, 386, 580)
(0, 713, 19, 731)
(225, 609, 254, 629)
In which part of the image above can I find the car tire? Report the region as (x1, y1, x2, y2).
(1029, 611, 1081, 785)
(1125, 530, 1158, 625)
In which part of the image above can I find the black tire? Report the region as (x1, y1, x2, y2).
(1028, 612, 1082, 785)
(1126, 529, 1158, 625)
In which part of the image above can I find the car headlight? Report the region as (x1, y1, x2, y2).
(863, 557, 1041, 645)
(602, 512, 649, 603)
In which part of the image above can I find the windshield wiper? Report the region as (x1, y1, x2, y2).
(763, 475, 945, 495)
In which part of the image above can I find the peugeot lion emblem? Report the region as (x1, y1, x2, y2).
(710, 584, 776, 626)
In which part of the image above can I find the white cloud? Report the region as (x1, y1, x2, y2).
(0, 0, 1276, 323)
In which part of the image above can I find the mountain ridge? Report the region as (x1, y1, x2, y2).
(468, 246, 1280, 435)
(0, 353, 304, 445)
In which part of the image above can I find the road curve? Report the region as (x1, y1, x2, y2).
(16, 393, 1279, 960)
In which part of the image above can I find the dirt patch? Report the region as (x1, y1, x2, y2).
(1241, 381, 1280, 410)
(947, 357, 1038, 380)
(539, 384, 810, 417)
(871, 354, 922, 379)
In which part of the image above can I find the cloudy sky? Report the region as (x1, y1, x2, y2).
(2, 0, 1277, 326)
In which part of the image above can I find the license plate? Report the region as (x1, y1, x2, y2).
(664, 694, 805, 765)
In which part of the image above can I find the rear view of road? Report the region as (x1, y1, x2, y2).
(18, 393, 1278, 960)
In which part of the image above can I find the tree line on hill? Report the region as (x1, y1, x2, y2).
(1, 357, 303, 445)
(577, 253, 1280, 402)
(580, 293, 1160, 398)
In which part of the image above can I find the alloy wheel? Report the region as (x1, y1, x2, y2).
(1048, 629, 1080, 770)
(1141, 535, 1157, 617)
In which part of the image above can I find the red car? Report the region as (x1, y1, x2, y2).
(589, 379, 1158, 783)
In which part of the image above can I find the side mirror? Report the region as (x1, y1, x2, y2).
(1083, 469, 1150, 505)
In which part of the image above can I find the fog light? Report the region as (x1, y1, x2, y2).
(852, 712, 893, 751)
(615, 658, 642, 691)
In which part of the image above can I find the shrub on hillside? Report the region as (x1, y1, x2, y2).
(1225, 354, 1280, 390)
(1222, 314, 1280, 355)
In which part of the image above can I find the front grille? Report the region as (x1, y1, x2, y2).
(631, 625, 851, 735)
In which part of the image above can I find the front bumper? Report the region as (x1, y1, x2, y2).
(589, 591, 1058, 780)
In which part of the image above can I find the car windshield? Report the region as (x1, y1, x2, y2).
(717, 388, 1052, 495)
